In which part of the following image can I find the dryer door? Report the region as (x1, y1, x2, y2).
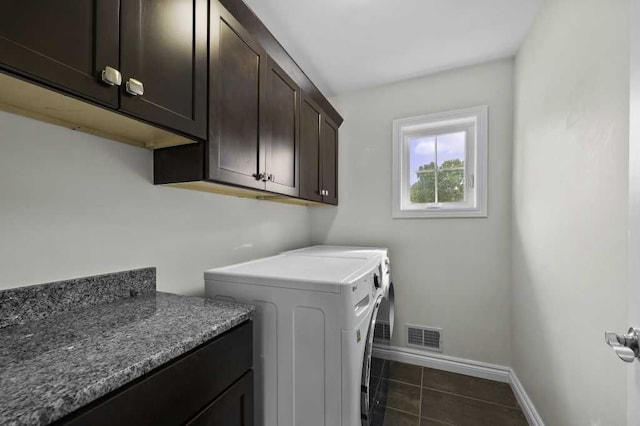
(360, 295, 383, 426)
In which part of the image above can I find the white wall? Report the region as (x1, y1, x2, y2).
(0, 110, 311, 295)
(512, 0, 630, 424)
(311, 59, 514, 365)
(629, 1, 640, 423)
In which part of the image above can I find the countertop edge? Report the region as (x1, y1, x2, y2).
(46, 310, 254, 425)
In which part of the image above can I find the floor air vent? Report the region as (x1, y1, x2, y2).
(406, 324, 442, 352)
(374, 321, 391, 343)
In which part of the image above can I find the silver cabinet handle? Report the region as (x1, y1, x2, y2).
(101, 66, 122, 86)
(254, 172, 268, 182)
(605, 328, 640, 362)
(126, 78, 144, 96)
(267, 174, 274, 182)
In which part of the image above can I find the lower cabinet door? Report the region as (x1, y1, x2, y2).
(56, 322, 253, 426)
(187, 370, 254, 426)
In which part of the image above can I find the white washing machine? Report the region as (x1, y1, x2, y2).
(204, 254, 384, 426)
(281, 246, 395, 342)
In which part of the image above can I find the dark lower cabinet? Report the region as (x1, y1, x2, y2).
(0, 0, 120, 107)
(55, 321, 253, 426)
(120, 0, 208, 139)
(187, 371, 254, 426)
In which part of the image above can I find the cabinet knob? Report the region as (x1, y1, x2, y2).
(255, 172, 268, 182)
(125, 78, 144, 96)
(267, 174, 274, 182)
(101, 66, 122, 86)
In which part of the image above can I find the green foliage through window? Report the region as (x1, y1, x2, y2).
(410, 159, 465, 204)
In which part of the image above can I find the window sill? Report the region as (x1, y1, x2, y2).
(392, 207, 487, 219)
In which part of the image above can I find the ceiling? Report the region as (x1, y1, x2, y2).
(242, 0, 541, 96)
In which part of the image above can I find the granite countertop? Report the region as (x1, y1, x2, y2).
(0, 269, 254, 426)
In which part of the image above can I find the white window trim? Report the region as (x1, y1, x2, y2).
(392, 105, 488, 219)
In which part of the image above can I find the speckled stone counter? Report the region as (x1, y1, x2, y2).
(0, 270, 254, 426)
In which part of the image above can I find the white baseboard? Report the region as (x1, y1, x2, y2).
(372, 343, 510, 383)
(509, 369, 544, 426)
(372, 344, 544, 426)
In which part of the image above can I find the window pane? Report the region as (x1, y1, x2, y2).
(409, 137, 436, 203)
(436, 132, 465, 168)
(438, 169, 465, 202)
(436, 131, 465, 203)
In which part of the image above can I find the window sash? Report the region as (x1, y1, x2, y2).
(402, 125, 475, 210)
(392, 105, 488, 219)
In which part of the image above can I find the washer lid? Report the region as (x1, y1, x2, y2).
(281, 245, 388, 259)
(204, 254, 379, 293)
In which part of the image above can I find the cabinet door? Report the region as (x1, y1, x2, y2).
(0, 0, 119, 107)
(208, 2, 267, 190)
(321, 116, 339, 205)
(120, 0, 207, 139)
(299, 96, 322, 202)
(264, 58, 300, 197)
(187, 370, 254, 426)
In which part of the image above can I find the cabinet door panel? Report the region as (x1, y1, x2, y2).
(265, 59, 299, 197)
(321, 117, 339, 205)
(299, 96, 322, 202)
(59, 322, 253, 426)
(120, 0, 207, 139)
(209, 3, 266, 190)
(187, 370, 254, 426)
(0, 0, 119, 107)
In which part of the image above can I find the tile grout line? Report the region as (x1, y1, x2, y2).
(376, 376, 422, 388)
(421, 385, 524, 411)
(418, 367, 424, 426)
(377, 376, 519, 410)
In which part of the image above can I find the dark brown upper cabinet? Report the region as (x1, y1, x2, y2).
(208, 3, 299, 197)
(0, 0, 120, 107)
(209, 1, 268, 191)
(300, 95, 339, 205)
(299, 96, 323, 202)
(0, 0, 206, 142)
(154, 0, 340, 205)
(120, 0, 207, 139)
(320, 115, 339, 205)
(264, 57, 300, 197)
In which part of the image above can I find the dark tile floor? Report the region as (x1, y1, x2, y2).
(368, 358, 528, 426)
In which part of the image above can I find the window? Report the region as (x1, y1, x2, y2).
(392, 106, 488, 218)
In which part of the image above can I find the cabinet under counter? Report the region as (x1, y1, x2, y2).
(0, 268, 254, 426)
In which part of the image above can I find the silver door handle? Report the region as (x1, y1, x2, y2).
(605, 328, 640, 362)
(126, 78, 144, 96)
(101, 66, 122, 86)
